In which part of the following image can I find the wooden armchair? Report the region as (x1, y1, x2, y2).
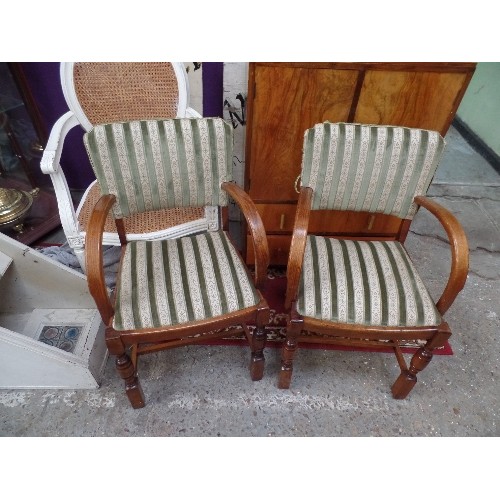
(84, 117, 270, 408)
(279, 122, 469, 399)
(40, 62, 209, 271)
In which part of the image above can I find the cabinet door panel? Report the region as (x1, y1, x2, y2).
(355, 70, 469, 135)
(255, 203, 403, 235)
(254, 204, 297, 232)
(309, 210, 403, 236)
(247, 65, 358, 202)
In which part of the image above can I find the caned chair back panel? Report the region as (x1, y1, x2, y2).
(84, 118, 233, 218)
(300, 122, 445, 219)
(72, 62, 180, 126)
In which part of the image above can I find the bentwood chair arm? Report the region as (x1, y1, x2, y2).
(414, 195, 469, 315)
(85, 194, 117, 325)
(285, 187, 313, 309)
(222, 182, 269, 289)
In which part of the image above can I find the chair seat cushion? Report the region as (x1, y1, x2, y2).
(297, 236, 441, 327)
(113, 231, 260, 331)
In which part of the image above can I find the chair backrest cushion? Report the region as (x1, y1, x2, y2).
(300, 122, 445, 219)
(84, 118, 233, 218)
(73, 62, 179, 125)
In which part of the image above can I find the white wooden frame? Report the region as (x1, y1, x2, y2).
(40, 62, 213, 272)
(0, 233, 107, 389)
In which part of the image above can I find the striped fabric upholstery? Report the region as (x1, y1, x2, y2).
(297, 235, 441, 327)
(301, 122, 445, 219)
(113, 231, 260, 331)
(83, 118, 233, 218)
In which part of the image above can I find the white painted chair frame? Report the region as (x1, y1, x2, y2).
(40, 62, 218, 272)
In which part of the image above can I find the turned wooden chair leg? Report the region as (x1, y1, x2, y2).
(249, 306, 270, 381)
(250, 326, 266, 381)
(392, 326, 451, 399)
(391, 347, 432, 399)
(106, 330, 145, 409)
(278, 314, 303, 389)
(116, 352, 146, 409)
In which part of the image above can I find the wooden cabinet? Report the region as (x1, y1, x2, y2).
(244, 62, 476, 265)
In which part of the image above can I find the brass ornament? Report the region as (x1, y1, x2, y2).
(0, 186, 39, 233)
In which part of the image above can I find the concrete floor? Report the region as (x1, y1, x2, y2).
(1, 125, 499, 439)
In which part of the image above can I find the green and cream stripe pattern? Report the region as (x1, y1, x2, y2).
(83, 118, 233, 218)
(300, 122, 445, 219)
(113, 231, 260, 331)
(297, 236, 441, 327)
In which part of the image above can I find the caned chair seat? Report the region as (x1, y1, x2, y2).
(113, 230, 260, 331)
(296, 235, 441, 327)
(78, 182, 204, 234)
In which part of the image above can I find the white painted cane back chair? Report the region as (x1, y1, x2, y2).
(84, 117, 270, 408)
(40, 62, 207, 271)
(279, 122, 469, 399)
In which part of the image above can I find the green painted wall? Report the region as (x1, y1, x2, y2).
(456, 62, 500, 157)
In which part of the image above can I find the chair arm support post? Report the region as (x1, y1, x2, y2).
(222, 182, 269, 288)
(40, 111, 84, 253)
(86, 194, 117, 325)
(49, 167, 81, 244)
(285, 187, 313, 309)
(40, 111, 80, 174)
(414, 196, 469, 315)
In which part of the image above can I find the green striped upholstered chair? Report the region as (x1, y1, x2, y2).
(279, 122, 469, 399)
(83, 118, 270, 409)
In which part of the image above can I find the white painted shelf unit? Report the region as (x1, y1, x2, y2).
(0, 233, 107, 389)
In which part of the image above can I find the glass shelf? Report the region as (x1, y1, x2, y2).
(0, 63, 60, 244)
